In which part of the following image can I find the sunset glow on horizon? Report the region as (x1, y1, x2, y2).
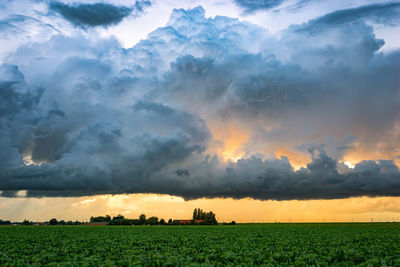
(2, 193, 400, 223)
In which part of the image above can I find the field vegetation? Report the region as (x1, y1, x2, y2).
(1, 223, 400, 266)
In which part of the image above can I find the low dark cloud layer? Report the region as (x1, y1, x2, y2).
(49, 0, 151, 28)
(1, 5, 400, 200)
(1, 150, 400, 200)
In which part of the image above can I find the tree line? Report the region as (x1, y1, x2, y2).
(0, 219, 11, 225)
(90, 214, 162, 225)
(1, 208, 236, 225)
(89, 208, 223, 225)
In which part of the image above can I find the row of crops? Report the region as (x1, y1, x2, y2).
(1, 223, 400, 266)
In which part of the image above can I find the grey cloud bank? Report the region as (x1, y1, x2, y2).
(233, 0, 285, 13)
(2, 150, 400, 200)
(0, 4, 400, 199)
(49, 0, 151, 28)
(309, 2, 400, 27)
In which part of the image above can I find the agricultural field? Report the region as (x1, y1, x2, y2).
(1, 223, 400, 266)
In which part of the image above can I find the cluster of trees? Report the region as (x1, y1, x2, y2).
(48, 219, 82, 225)
(89, 209, 221, 226)
(0, 219, 11, 225)
(0, 209, 231, 226)
(90, 214, 164, 226)
(0, 218, 83, 225)
(22, 220, 34, 225)
(90, 215, 111, 222)
(192, 208, 218, 225)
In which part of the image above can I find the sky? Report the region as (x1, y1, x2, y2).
(0, 0, 400, 222)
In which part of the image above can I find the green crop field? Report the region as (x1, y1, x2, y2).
(1, 223, 400, 266)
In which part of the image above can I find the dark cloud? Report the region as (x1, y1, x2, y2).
(165, 55, 236, 102)
(49, 0, 151, 28)
(233, 0, 285, 13)
(2, 150, 400, 200)
(0, 64, 43, 118)
(174, 169, 190, 177)
(295, 135, 357, 161)
(0, 6, 400, 200)
(305, 2, 400, 28)
(173, 152, 400, 201)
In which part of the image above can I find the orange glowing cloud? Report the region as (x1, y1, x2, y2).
(208, 120, 251, 161)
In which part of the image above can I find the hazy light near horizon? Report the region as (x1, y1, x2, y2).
(2, 194, 400, 223)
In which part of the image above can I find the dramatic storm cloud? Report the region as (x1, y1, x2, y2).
(0, 2, 400, 200)
(49, 0, 151, 28)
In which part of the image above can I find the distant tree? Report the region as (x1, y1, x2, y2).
(231, 221, 236, 225)
(193, 208, 205, 220)
(168, 219, 172, 224)
(147, 216, 159, 225)
(120, 219, 134, 225)
(22, 219, 31, 225)
(107, 215, 126, 225)
(49, 218, 58, 225)
(200, 209, 206, 220)
(0, 220, 11, 225)
(193, 208, 198, 220)
(192, 208, 218, 224)
(193, 208, 206, 220)
(139, 214, 146, 225)
(204, 211, 217, 225)
(91, 215, 112, 222)
(112, 215, 125, 221)
(159, 219, 165, 225)
(108, 220, 118, 225)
